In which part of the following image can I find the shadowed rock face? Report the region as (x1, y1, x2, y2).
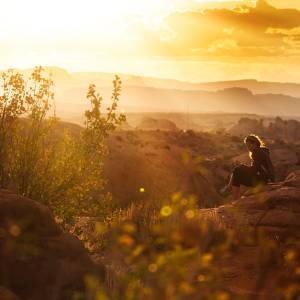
(0, 190, 105, 300)
(0, 287, 21, 300)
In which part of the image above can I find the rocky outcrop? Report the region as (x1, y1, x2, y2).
(220, 182, 300, 236)
(0, 190, 104, 300)
(199, 171, 300, 298)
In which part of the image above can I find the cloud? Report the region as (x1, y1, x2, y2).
(136, 0, 300, 59)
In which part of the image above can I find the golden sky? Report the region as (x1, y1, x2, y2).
(1, 0, 300, 82)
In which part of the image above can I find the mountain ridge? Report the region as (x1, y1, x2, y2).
(3, 67, 300, 119)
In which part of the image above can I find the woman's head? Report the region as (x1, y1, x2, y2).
(244, 134, 264, 152)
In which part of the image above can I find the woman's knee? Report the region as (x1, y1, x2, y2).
(233, 165, 244, 176)
(232, 165, 246, 186)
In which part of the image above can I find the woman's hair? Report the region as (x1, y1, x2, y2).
(244, 134, 265, 148)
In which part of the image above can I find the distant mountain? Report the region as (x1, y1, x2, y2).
(193, 80, 300, 98)
(71, 73, 300, 98)
(6, 66, 300, 96)
(3, 67, 300, 118)
(54, 85, 300, 121)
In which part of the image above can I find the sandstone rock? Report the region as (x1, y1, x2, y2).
(0, 287, 21, 300)
(0, 190, 105, 300)
(199, 172, 300, 299)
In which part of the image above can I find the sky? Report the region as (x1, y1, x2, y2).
(1, 0, 300, 82)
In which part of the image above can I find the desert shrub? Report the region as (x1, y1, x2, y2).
(0, 67, 125, 224)
(10, 67, 56, 199)
(78, 192, 300, 300)
(279, 237, 300, 299)
(79, 194, 237, 300)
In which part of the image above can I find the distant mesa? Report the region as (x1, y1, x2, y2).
(137, 117, 179, 131)
(219, 87, 253, 96)
(125, 75, 146, 87)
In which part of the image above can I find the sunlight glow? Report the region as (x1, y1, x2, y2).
(0, 0, 300, 82)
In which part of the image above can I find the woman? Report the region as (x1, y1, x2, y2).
(222, 134, 275, 200)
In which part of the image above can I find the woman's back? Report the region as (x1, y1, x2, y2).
(251, 147, 275, 182)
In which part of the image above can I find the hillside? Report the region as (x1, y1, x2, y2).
(103, 130, 225, 208)
(103, 129, 300, 209)
(2, 119, 300, 299)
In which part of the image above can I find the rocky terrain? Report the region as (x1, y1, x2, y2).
(2, 113, 300, 299)
(103, 130, 240, 208)
(103, 128, 300, 208)
(198, 170, 300, 299)
(1, 126, 300, 298)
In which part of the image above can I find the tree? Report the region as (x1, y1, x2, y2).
(0, 66, 126, 224)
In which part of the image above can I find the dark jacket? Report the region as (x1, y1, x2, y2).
(251, 147, 275, 182)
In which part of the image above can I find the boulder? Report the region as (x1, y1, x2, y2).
(0, 189, 105, 300)
(0, 287, 21, 300)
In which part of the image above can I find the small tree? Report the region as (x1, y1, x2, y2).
(0, 66, 126, 225)
(50, 76, 126, 222)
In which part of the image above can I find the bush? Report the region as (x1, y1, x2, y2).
(82, 194, 236, 300)
(0, 67, 125, 224)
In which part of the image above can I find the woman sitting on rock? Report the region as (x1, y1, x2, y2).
(222, 134, 275, 200)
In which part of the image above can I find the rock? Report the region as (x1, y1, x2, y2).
(0, 287, 21, 300)
(198, 172, 300, 299)
(0, 190, 105, 300)
(217, 184, 300, 231)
